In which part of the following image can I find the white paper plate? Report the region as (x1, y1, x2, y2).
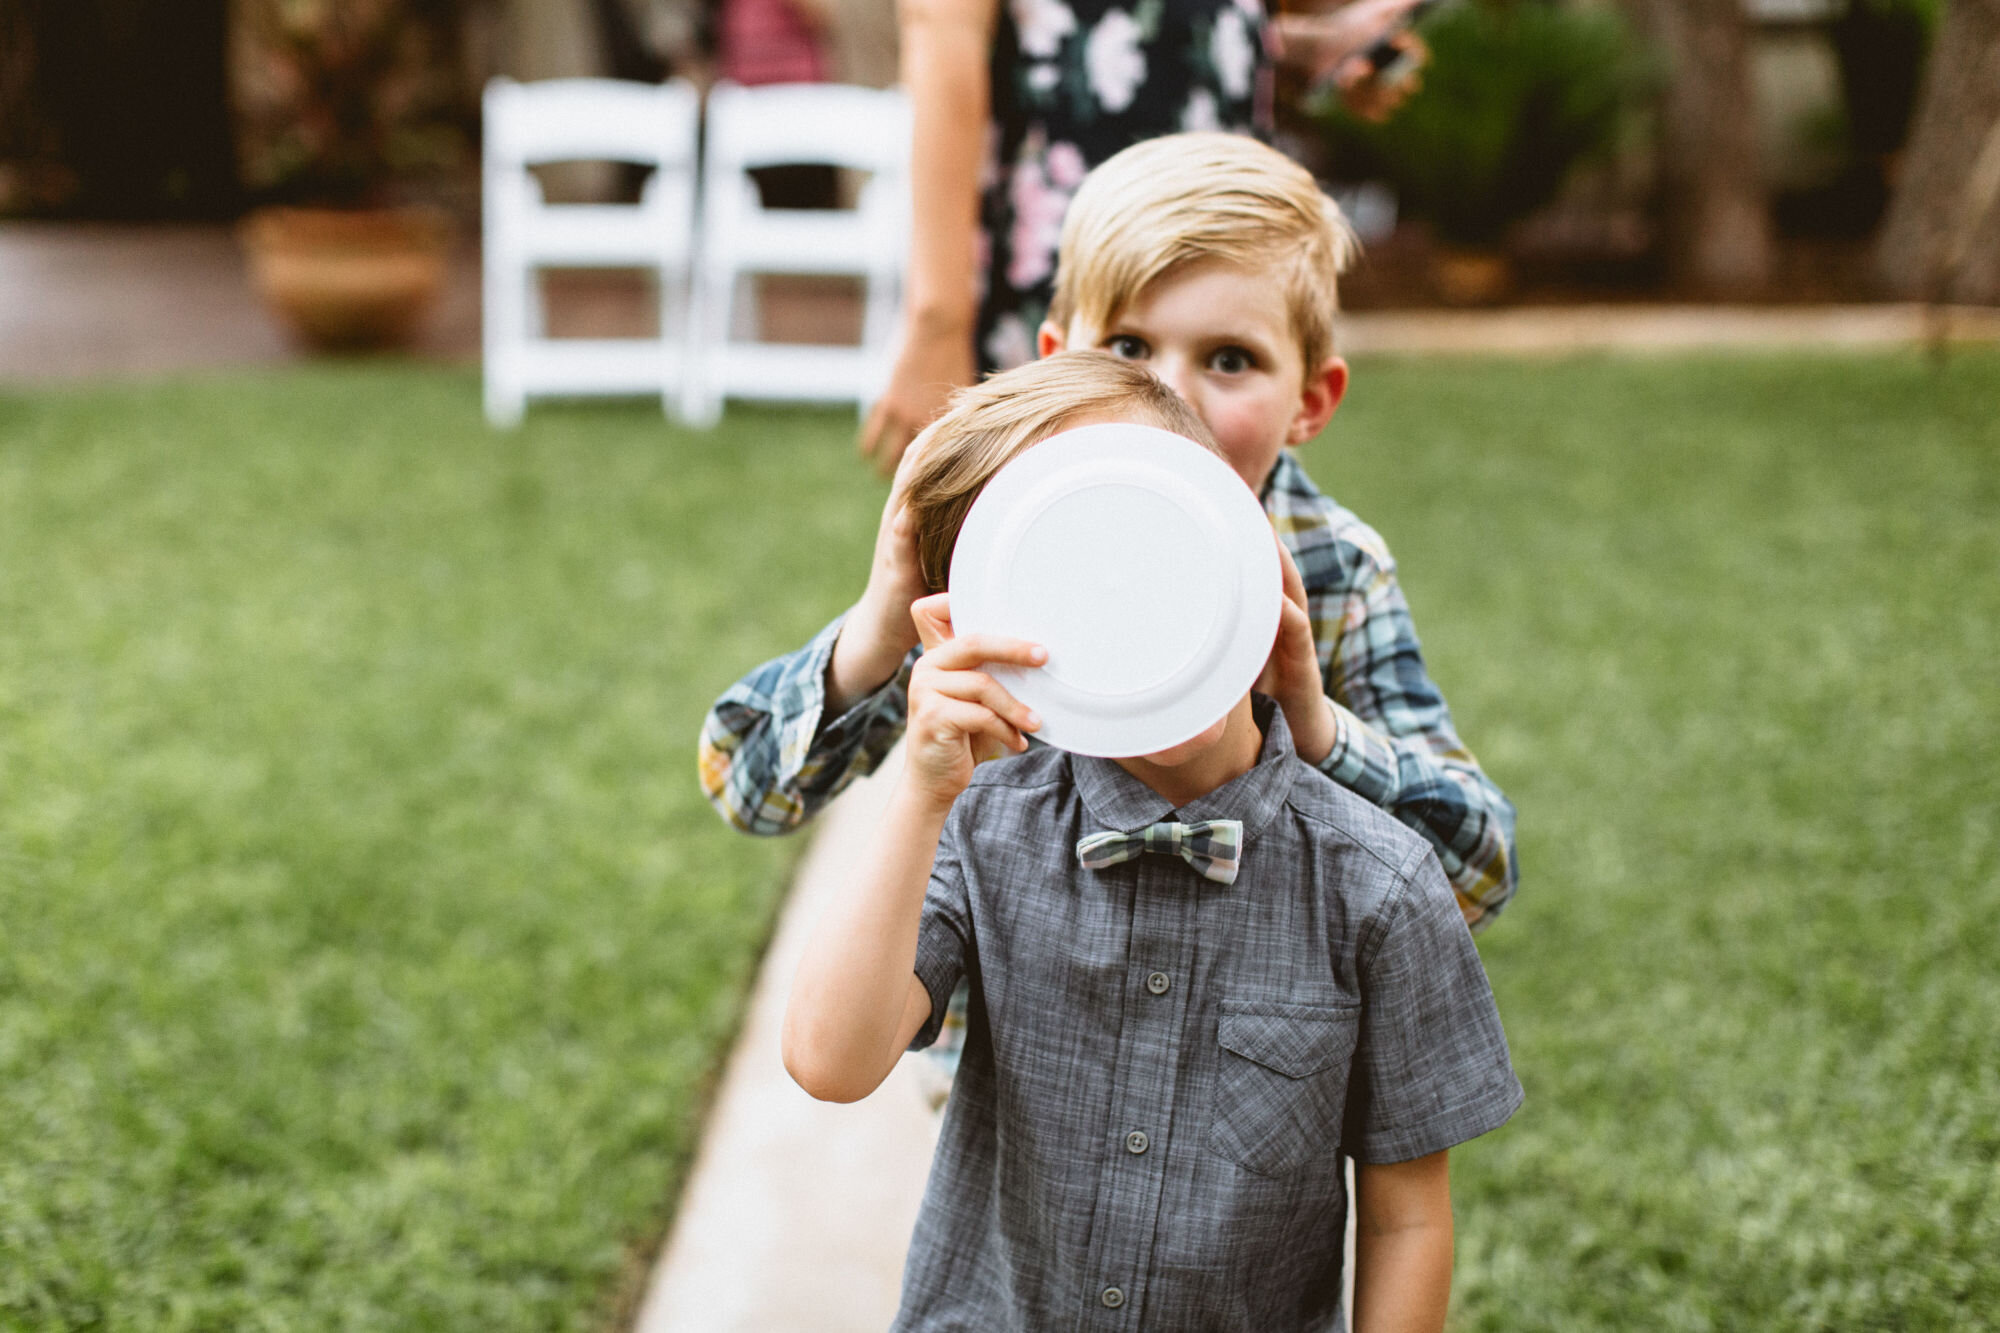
(947, 422, 1281, 757)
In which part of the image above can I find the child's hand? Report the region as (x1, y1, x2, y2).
(901, 593, 1045, 809)
(827, 430, 943, 711)
(1257, 536, 1339, 767)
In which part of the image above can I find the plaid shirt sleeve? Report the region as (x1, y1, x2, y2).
(1265, 452, 1519, 931)
(696, 611, 917, 835)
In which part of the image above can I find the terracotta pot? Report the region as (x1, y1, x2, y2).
(240, 206, 451, 351)
(1430, 246, 1514, 307)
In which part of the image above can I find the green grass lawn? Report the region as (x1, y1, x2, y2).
(1, 352, 1995, 1329)
(1327, 352, 2000, 1330)
(0, 376, 886, 1329)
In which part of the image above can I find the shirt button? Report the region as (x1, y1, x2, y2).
(1101, 1286, 1126, 1309)
(1146, 971, 1170, 995)
(1125, 1130, 1149, 1155)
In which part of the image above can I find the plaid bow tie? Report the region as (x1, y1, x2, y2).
(1075, 819, 1244, 886)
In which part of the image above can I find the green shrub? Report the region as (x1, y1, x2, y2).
(1315, 0, 1646, 247)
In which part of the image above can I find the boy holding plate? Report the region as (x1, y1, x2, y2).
(784, 350, 1521, 1331)
(703, 131, 1515, 1083)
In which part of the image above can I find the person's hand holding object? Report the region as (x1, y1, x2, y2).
(1275, 0, 1432, 123)
(826, 427, 946, 712)
(1256, 536, 1338, 767)
(902, 593, 1046, 807)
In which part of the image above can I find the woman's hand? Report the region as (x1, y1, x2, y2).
(1273, 0, 1431, 122)
(1256, 537, 1338, 767)
(859, 316, 977, 474)
(901, 593, 1045, 809)
(1330, 30, 1426, 122)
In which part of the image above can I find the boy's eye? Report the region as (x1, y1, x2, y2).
(1104, 335, 1149, 360)
(1209, 346, 1256, 374)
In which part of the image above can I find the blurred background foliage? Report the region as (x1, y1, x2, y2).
(232, 0, 475, 207)
(1, 0, 1994, 299)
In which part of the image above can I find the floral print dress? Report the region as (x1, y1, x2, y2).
(977, 0, 1275, 371)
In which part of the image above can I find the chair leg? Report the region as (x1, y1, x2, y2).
(485, 370, 525, 428)
(660, 269, 687, 424)
(483, 260, 527, 428)
(858, 268, 901, 422)
(680, 265, 723, 429)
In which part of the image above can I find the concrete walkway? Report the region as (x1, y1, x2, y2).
(634, 747, 939, 1332)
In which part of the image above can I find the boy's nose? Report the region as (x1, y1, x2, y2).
(1153, 357, 1198, 406)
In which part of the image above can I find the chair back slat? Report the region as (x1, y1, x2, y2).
(701, 82, 913, 175)
(484, 78, 700, 168)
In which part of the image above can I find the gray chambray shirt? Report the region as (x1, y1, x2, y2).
(900, 699, 1523, 1332)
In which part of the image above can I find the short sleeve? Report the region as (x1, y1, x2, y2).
(908, 810, 973, 1051)
(1344, 844, 1523, 1163)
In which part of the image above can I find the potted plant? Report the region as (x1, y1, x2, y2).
(1314, 0, 1643, 304)
(233, 0, 470, 349)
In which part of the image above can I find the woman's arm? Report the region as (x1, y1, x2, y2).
(857, 0, 997, 470)
(1352, 1151, 1454, 1333)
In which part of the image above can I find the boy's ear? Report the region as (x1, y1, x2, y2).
(1036, 320, 1068, 358)
(1287, 355, 1350, 446)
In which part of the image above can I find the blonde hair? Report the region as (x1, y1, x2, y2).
(904, 351, 1219, 593)
(1048, 132, 1360, 376)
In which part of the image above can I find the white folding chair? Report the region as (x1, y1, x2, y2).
(482, 77, 700, 427)
(684, 83, 912, 427)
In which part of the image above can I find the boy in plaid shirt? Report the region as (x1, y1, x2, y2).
(703, 132, 1516, 1083)
(784, 352, 1521, 1330)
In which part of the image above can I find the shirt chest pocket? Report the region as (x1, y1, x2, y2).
(1207, 999, 1360, 1179)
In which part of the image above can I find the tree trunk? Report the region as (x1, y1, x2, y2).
(1875, 0, 2000, 304)
(500, 0, 617, 200)
(1624, 0, 1773, 294)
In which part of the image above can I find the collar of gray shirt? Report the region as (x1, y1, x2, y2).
(1070, 694, 1294, 852)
